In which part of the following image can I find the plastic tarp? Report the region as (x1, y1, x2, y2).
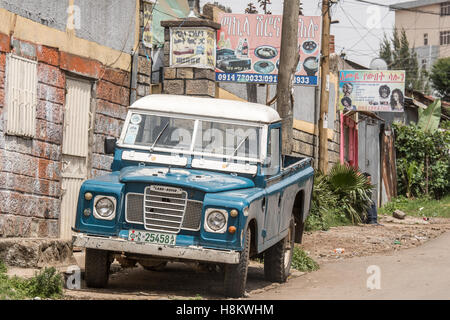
(152, 0, 189, 47)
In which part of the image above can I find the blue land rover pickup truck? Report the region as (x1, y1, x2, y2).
(72, 94, 314, 297)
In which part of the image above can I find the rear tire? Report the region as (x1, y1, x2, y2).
(264, 216, 295, 283)
(224, 227, 251, 298)
(85, 248, 111, 288)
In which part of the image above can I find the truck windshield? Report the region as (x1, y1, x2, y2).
(123, 114, 195, 150)
(122, 113, 261, 161)
(194, 120, 260, 159)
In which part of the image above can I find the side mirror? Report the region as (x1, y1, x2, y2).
(104, 137, 117, 154)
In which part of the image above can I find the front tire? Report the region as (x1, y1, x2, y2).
(264, 216, 295, 283)
(224, 227, 251, 298)
(85, 248, 112, 288)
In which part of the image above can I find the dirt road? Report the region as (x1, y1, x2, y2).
(249, 230, 450, 300)
(62, 216, 450, 300)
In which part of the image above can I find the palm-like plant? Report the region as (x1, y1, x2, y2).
(327, 164, 374, 224)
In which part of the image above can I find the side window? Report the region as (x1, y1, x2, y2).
(265, 127, 280, 175)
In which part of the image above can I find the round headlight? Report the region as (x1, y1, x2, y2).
(206, 210, 227, 231)
(95, 197, 115, 218)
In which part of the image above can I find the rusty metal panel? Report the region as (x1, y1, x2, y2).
(5, 54, 37, 137)
(63, 78, 91, 157)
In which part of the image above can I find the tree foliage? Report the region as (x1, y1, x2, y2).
(212, 1, 232, 13)
(430, 57, 450, 102)
(245, 3, 258, 14)
(393, 122, 450, 199)
(379, 28, 427, 92)
(258, 0, 272, 14)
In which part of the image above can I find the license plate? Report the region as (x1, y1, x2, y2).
(128, 229, 176, 245)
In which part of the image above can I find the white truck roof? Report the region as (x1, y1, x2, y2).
(130, 94, 281, 124)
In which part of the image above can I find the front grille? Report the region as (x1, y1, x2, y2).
(181, 201, 203, 230)
(144, 186, 187, 233)
(125, 187, 203, 233)
(126, 193, 144, 224)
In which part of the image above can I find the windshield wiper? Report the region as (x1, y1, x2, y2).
(231, 136, 249, 157)
(149, 122, 169, 152)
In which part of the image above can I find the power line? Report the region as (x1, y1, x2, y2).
(335, 43, 450, 67)
(333, 25, 450, 31)
(341, 5, 390, 44)
(350, 0, 444, 16)
(339, 3, 391, 52)
(339, 5, 377, 52)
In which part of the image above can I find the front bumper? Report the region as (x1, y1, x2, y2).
(72, 233, 240, 264)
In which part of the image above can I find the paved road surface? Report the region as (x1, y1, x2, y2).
(248, 231, 450, 300)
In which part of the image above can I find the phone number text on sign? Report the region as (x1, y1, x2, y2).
(216, 73, 317, 85)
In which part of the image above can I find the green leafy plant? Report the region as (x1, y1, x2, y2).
(327, 164, 374, 224)
(291, 247, 319, 272)
(418, 99, 442, 133)
(393, 123, 450, 199)
(27, 267, 63, 298)
(0, 260, 6, 274)
(0, 267, 63, 300)
(306, 164, 373, 230)
(442, 121, 450, 130)
(380, 195, 450, 218)
(306, 173, 341, 231)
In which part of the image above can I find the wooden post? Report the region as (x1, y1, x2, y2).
(318, 0, 331, 173)
(276, 0, 300, 155)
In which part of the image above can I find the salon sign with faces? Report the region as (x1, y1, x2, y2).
(339, 70, 406, 112)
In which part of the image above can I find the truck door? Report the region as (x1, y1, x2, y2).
(263, 126, 283, 244)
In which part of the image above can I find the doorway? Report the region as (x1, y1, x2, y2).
(59, 78, 92, 239)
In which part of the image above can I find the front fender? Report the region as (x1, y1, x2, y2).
(75, 174, 125, 236)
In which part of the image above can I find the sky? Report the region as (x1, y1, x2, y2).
(200, 0, 412, 67)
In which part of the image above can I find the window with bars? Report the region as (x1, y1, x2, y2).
(441, 2, 450, 16)
(440, 31, 450, 45)
(5, 55, 37, 138)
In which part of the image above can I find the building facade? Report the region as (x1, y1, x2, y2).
(391, 0, 450, 71)
(0, 0, 153, 239)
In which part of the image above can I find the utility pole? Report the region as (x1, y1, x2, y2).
(276, 0, 300, 155)
(318, 0, 331, 173)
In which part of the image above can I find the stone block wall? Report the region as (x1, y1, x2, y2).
(0, 32, 139, 238)
(136, 0, 153, 100)
(292, 116, 341, 170)
(161, 18, 220, 98)
(163, 66, 216, 97)
(0, 35, 63, 238)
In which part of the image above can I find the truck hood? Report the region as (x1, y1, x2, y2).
(118, 166, 255, 193)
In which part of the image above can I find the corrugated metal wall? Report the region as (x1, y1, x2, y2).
(5, 54, 37, 137)
(60, 79, 92, 239)
(62, 78, 91, 157)
(60, 177, 84, 239)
